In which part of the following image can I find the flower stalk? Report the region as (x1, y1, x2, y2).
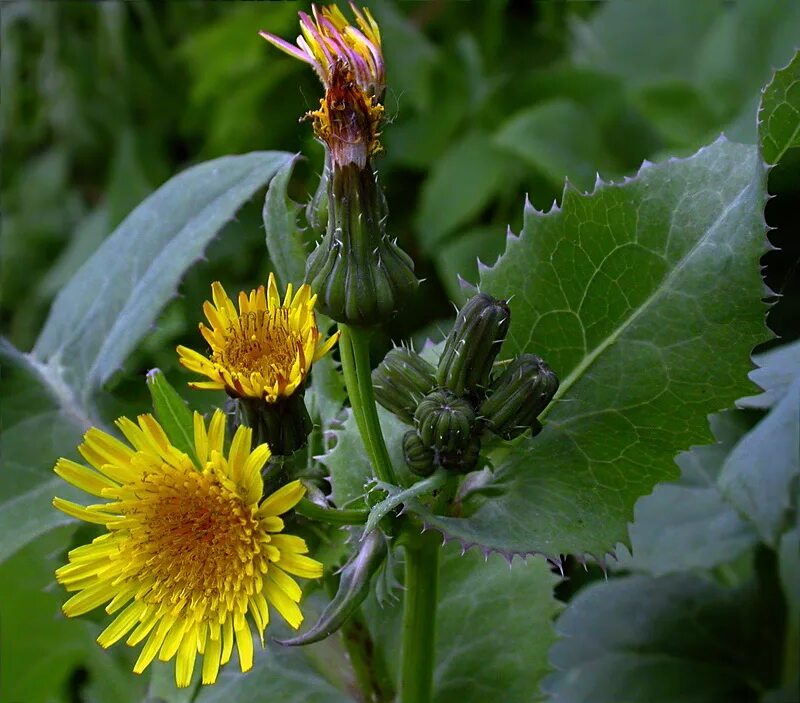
(339, 324, 397, 485)
(400, 528, 440, 703)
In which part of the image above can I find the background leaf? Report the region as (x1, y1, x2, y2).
(364, 545, 562, 703)
(263, 155, 309, 288)
(414, 138, 767, 558)
(718, 378, 800, 546)
(32, 151, 292, 403)
(614, 411, 760, 576)
(543, 572, 783, 703)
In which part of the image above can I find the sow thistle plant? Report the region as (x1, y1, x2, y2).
(34, 3, 797, 702)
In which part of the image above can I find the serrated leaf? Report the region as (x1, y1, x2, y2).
(615, 411, 760, 576)
(739, 339, 800, 410)
(364, 470, 447, 535)
(146, 368, 197, 464)
(414, 138, 767, 558)
(262, 155, 308, 288)
(543, 572, 782, 703)
(33, 151, 292, 403)
(718, 377, 800, 546)
(758, 49, 800, 164)
(364, 545, 561, 703)
(322, 407, 411, 508)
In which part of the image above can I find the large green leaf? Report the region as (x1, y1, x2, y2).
(543, 572, 782, 703)
(364, 545, 561, 703)
(758, 50, 800, 165)
(615, 411, 759, 576)
(414, 138, 767, 557)
(32, 151, 292, 403)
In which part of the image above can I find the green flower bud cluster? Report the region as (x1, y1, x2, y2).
(372, 292, 559, 477)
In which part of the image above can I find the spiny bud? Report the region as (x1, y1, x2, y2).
(305, 164, 418, 326)
(372, 348, 436, 424)
(306, 159, 329, 235)
(479, 354, 559, 439)
(438, 434, 482, 474)
(414, 389, 475, 453)
(437, 293, 510, 399)
(403, 430, 436, 477)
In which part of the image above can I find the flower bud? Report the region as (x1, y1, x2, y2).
(438, 434, 482, 474)
(305, 164, 418, 326)
(414, 389, 476, 453)
(306, 158, 329, 235)
(436, 293, 510, 398)
(403, 430, 436, 477)
(479, 354, 559, 439)
(235, 393, 313, 456)
(372, 348, 437, 424)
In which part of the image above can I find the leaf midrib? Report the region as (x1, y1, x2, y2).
(541, 178, 754, 421)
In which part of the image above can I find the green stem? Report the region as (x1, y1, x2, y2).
(339, 325, 397, 485)
(295, 498, 368, 525)
(400, 529, 440, 703)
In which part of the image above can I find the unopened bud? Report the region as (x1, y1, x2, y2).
(437, 293, 510, 398)
(479, 354, 559, 439)
(305, 164, 418, 326)
(438, 434, 481, 474)
(372, 348, 436, 424)
(403, 430, 436, 477)
(414, 389, 475, 453)
(235, 393, 313, 456)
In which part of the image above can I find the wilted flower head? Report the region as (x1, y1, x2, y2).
(260, 3, 384, 168)
(53, 410, 323, 687)
(177, 274, 338, 403)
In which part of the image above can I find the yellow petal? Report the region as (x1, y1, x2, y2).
(264, 577, 303, 629)
(276, 551, 324, 579)
(258, 480, 305, 518)
(201, 633, 222, 684)
(97, 600, 147, 648)
(54, 458, 118, 496)
(235, 623, 254, 672)
(175, 627, 198, 688)
(207, 409, 226, 455)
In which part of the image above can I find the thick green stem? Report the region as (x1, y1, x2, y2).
(400, 529, 440, 703)
(339, 325, 397, 485)
(295, 498, 368, 525)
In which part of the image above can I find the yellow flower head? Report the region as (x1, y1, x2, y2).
(53, 410, 323, 688)
(260, 4, 385, 168)
(177, 274, 338, 403)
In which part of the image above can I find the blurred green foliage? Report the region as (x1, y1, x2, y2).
(1, 1, 798, 702)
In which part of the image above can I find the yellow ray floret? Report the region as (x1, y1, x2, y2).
(177, 274, 338, 403)
(53, 410, 323, 688)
